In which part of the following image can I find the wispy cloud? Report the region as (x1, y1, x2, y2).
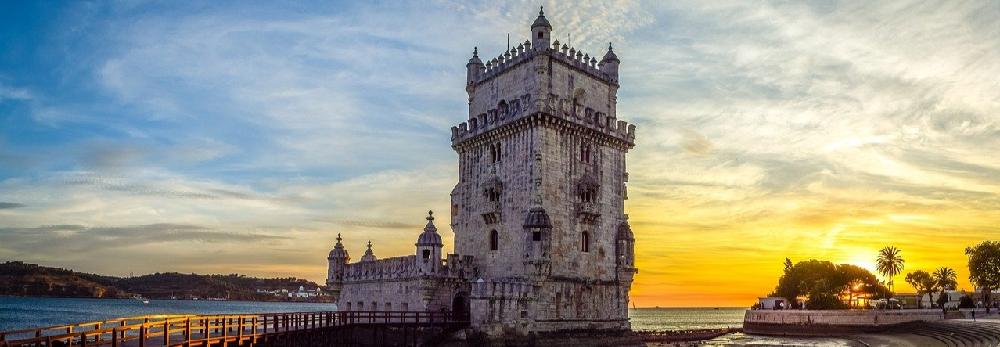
(0, 202, 25, 209)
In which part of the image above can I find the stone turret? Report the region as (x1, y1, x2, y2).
(615, 217, 635, 268)
(415, 210, 443, 274)
(326, 233, 350, 300)
(531, 7, 551, 51)
(599, 43, 620, 82)
(466, 47, 484, 94)
(360, 240, 377, 262)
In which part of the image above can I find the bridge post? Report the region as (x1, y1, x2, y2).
(139, 324, 146, 347)
(163, 320, 169, 346)
(111, 327, 119, 347)
(184, 318, 191, 347)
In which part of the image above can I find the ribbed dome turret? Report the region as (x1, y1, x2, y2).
(468, 47, 483, 66)
(602, 43, 619, 63)
(523, 207, 552, 228)
(531, 7, 551, 29)
(328, 233, 350, 260)
(360, 240, 377, 262)
(416, 210, 443, 246)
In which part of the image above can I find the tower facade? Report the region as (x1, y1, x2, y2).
(450, 7, 638, 334)
(327, 8, 637, 337)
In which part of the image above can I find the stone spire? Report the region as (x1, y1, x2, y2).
(328, 233, 350, 261)
(532, 6, 552, 29)
(416, 210, 443, 246)
(531, 6, 552, 50)
(360, 240, 377, 262)
(599, 42, 621, 82)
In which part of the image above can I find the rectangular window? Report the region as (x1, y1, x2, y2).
(533, 231, 541, 241)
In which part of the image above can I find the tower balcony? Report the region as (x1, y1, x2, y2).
(481, 201, 501, 224)
(575, 201, 600, 224)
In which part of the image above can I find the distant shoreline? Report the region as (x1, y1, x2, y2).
(0, 295, 334, 304)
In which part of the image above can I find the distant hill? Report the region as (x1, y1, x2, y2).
(0, 261, 126, 298)
(0, 261, 330, 302)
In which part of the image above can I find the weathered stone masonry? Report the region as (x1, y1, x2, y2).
(327, 8, 637, 337)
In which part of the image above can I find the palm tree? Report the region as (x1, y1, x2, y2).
(876, 246, 905, 297)
(932, 267, 958, 308)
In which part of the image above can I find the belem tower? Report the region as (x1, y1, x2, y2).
(327, 8, 638, 336)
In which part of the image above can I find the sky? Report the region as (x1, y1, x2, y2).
(0, 1, 998, 307)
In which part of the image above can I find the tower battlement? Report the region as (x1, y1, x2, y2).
(471, 41, 617, 88)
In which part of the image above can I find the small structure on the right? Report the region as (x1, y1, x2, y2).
(450, 6, 638, 335)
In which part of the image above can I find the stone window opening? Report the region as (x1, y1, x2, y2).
(490, 143, 502, 163)
(358, 301, 364, 310)
(487, 189, 500, 202)
(490, 229, 499, 251)
(580, 190, 595, 203)
(422, 249, 431, 260)
(581, 232, 590, 252)
(533, 231, 541, 241)
(580, 143, 591, 163)
(537, 31, 543, 39)
(385, 302, 392, 311)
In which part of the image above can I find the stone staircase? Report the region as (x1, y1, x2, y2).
(886, 321, 1000, 347)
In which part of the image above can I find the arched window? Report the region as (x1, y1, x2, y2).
(537, 31, 543, 39)
(422, 249, 431, 259)
(490, 230, 499, 251)
(581, 232, 590, 252)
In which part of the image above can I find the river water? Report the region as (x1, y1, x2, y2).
(0, 297, 852, 345)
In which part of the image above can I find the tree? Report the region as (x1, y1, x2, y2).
(771, 259, 887, 310)
(876, 246, 905, 298)
(905, 270, 936, 308)
(933, 267, 958, 308)
(966, 241, 1000, 313)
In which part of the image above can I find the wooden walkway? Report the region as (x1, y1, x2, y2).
(0, 311, 468, 347)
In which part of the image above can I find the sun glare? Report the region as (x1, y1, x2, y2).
(846, 255, 879, 276)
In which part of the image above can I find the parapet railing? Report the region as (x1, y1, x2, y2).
(0, 311, 466, 347)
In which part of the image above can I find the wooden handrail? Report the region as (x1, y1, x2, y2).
(1, 311, 468, 346)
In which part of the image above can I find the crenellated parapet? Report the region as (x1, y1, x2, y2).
(341, 253, 477, 283)
(469, 42, 617, 89)
(343, 255, 421, 282)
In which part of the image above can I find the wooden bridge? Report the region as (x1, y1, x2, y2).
(0, 311, 469, 347)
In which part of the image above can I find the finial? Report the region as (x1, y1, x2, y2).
(539, 6, 544, 16)
(427, 210, 434, 221)
(473, 46, 479, 57)
(367, 240, 372, 249)
(336, 233, 342, 242)
(609, 42, 614, 51)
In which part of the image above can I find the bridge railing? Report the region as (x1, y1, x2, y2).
(0, 311, 465, 347)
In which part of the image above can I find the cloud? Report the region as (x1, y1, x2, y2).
(678, 129, 713, 155)
(0, 223, 286, 255)
(0, 202, 25, 209)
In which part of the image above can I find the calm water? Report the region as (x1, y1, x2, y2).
(0, 297, 335, 332)
(0, 298, 852, 345)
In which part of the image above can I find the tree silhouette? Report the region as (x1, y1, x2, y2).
(933, 267, 958, 308)
(876, 246, 905, 297)
(966, 241, 1000, 312)
(905, 270, 936, 308)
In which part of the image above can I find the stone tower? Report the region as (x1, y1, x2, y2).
(450, 7, 638, 334)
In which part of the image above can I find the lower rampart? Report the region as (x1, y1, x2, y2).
(743, 309, 945, 336)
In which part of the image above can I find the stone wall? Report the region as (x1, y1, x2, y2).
(743, 309, 946, 335)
